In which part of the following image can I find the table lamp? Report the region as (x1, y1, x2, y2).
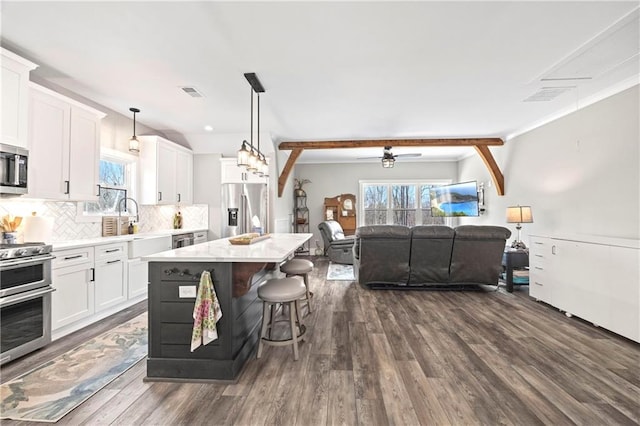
(506, 206, 533, 249)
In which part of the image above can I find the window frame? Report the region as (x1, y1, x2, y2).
(76, 148, 138, 223)
(359, 179, 453, 227)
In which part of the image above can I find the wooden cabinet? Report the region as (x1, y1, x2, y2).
(294, 193, 309, 254)
(323, 193, 357, 235)
(51, 246, 95, 331)
(220, 158, 267, 183)
(529, 234, 639, 342)
(139, 135, 193, 205)
(28, 84, 103, 200)
(1, 48, 37, 149)
(94, 243, 128, 313)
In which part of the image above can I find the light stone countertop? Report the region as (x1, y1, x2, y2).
(142, 233, 313, 263)
(51, 228, 208, 251)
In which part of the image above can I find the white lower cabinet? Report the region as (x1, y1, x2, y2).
(94, 243, 128, 313)
(127, 258, 149, 299)
(529, 234, 639, 343)
(52, 242, 129, 338)
(528, 236, 553, 304)
(51, 247, 95, 331)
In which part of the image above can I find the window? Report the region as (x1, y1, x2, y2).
(360, 180, 451, 227)
(78, 149, 136, 221)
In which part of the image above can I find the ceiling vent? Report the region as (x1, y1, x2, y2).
(523, 86, 575, 102)
(180, 86, 204, 98)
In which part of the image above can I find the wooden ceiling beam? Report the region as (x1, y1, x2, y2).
(276, 138, 506, 197)
(277, 148, 303, 198)
(474, 145, 505, 196)
(278, 138, 503, 150)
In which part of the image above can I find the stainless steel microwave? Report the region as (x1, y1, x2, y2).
(0, 143, 28, 196)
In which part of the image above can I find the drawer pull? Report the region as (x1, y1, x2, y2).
(534, 266, 544, 270)
(534, 281, 543, 286)
(535, 254, 543, 257)
(106, 259, 121, 264)
(105, 249, 120, 253)
(64, 254, 83, 260)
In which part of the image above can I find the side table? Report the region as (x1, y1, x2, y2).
(502, 249, 529, 292)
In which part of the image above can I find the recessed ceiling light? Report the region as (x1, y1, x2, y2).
(204, 125, 213, 132)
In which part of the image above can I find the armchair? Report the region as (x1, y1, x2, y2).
(318, 220, 355, 265)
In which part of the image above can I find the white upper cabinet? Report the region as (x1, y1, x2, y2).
(1, 48, 37, 148)
(139, 135, 193, 205)
(220, 158, 267, 184)
(176, 148, 193, 204)
(28, 83, 104, 200)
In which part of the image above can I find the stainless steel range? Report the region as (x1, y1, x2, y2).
(0, 242, 55, 365)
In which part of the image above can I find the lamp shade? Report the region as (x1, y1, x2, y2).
(506, 206, 533, 223)
(128, 135, 140, 153)
(237, 140, 250, 166)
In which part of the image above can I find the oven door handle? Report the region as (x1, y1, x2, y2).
(0, 286, 55, 307)
(0, 255, 56, 269)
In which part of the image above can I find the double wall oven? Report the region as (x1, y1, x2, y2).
(0, 243, 55, 365)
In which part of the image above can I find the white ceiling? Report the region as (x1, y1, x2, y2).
(1, 1, 638, 164)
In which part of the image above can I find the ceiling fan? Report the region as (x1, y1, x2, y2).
(357, 146, 422, 168)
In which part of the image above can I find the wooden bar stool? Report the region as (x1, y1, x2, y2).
(256, 277, 307, 360)
(280, 258, 314, 314)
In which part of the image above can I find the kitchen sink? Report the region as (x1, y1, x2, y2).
(128, 235, 172, 259)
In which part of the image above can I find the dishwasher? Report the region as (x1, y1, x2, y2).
(193, 230, 208, 245)
(172, 232, 194, 248)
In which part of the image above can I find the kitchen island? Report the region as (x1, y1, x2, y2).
(142, 233, 312, 381)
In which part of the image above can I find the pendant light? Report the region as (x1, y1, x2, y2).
(128, 107, 141, 153)
(237, 73, 266, 173)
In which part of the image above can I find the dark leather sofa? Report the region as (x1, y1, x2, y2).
(353, 224, 511, 289)
(318, 220, 355, 265)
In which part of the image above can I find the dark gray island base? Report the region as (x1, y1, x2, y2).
(146, 261, 278, 381)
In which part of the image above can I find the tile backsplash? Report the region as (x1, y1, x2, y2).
(0, 199, 208, 242)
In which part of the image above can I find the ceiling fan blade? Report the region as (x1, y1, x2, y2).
(356, 155, 382, 160)
(394, 153, 422, 158)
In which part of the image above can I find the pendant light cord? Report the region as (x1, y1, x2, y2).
(249, 86, 254, 151)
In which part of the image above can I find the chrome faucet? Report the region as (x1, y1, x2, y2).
(117, 197, 140, 235)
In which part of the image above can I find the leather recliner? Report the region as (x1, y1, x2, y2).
(318, 220, 355, 264)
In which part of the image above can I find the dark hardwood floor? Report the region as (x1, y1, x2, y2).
(2, 256, 639, 425)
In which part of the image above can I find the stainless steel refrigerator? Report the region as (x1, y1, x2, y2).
(221, 183, 269, 237)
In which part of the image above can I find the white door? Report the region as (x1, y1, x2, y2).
(51, 263, 94, 330)
(176, 150, 193, 204)
(28, 89, 70, 199)
(157, 143, 177, 204)
(68, 106, 100, 200)
(94, 258, 127, 312)
(128, 258, 149, 299)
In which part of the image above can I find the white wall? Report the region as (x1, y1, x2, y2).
(458, 85, 640, 243)
(294, 161, 458, 248)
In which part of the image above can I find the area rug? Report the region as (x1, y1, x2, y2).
(327, 262, 355, 281)
(0, 312, 148, 423)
